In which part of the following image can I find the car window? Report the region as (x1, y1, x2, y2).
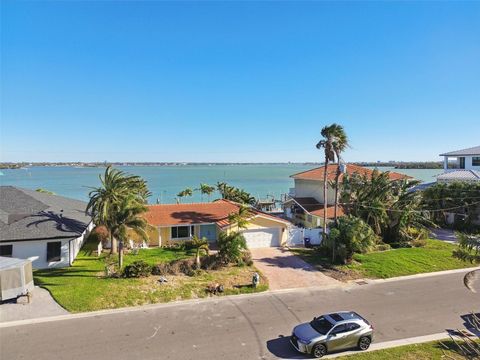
(346, 323, 361, 331)
(331, 324, 347, 334)
(310, 317, 334, 335)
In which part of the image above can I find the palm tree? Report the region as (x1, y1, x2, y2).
(316, 124, 340, 260)
(197, 183, 215, 202)
(190, 235, 209, 268)
(109, 195, 149, 268)
(331, 126, 349, 224)
(228, 205, 252, 231)
(87, 166, 150, 255)
(177, 188, 193, 203)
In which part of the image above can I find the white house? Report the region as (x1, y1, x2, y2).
(438, 146, 480, 183)
(0, 186, 93, 269)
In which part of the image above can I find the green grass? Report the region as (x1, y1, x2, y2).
(337, 340, 468, 359)
(34, 246, 267, 312)
(292, 240, 474, 280)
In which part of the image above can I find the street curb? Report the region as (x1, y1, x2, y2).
(348, 266, 480, 286)
(1, 267, 477, 328)
(323, 332, 449, 358)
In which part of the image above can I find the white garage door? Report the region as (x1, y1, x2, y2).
(241, 228, 280, 248)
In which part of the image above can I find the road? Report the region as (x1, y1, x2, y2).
(1, 270, 478, 360)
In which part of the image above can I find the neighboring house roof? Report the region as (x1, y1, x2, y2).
(439, 146, 480, 157)
(437, 170, 480, 182)
(290, 164, 410, 182)
(145, 199, 290, 229)
(286, 197, 345, 219)
(0, 186, 91, 242)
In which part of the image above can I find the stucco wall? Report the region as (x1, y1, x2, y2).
(294, 179, 335, 205)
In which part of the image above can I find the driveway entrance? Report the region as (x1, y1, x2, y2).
(250, 247, 341, 290)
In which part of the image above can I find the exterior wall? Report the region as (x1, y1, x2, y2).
(1, 222, 93, 269)
(159, 224, 218, 246)
(69, 222, 94, 265)
(444, 155, 480, 171)
(293, 179, 336, 205)
(127, 226, 160, 247)
(4, 239, 70, 269)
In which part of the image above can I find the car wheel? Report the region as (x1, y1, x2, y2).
(358, 336, 371, 351)
(311, 343, 327, 358)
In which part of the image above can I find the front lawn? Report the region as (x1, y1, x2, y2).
(291, 240, 474, 281)
(337, 340, 468, 359)
(34, 246, 267, 312)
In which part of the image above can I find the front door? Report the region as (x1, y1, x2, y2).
(459, 157, 465, 169)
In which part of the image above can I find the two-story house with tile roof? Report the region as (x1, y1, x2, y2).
(284, 164, 410, 228)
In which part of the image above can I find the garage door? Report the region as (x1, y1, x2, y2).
(241, 228, 280, 248)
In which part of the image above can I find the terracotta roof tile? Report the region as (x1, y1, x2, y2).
(289, 197, 344, 219)
(290, 164, 410, 182)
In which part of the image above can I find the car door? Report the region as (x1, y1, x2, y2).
(341, 323, 363, 349)
(326, 324, 348, 352)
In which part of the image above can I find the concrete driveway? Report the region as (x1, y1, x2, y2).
(250, 247, 341, 290)
(0, 286, 68, 323)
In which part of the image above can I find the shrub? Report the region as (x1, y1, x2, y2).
(200, 254, 223, 270)
(123, 260, 151, 278)
(151, 263, 171, 276)
(217, 231, 248, 264)
(241, 251, 253, 266)
(328, 216, 379, 263)
(374, 243, 391, 252)
(411, 239, 427, 248)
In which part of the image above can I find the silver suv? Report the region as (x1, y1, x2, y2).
(290, 311, 373, 358)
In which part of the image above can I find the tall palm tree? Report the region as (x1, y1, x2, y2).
(87, 166, 150, 255)
(197, 183, 215, 202)
(177, 188, 193, 203)
(331, 127, 349, 225)
(109, 195, 149, 268)
(316, 124, 339, 260)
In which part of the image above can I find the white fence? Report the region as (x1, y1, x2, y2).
(286, 226, 323, 247)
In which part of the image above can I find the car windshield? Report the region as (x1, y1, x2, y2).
(310, 317, 334, 335)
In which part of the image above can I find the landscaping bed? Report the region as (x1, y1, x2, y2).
(290, 240, 474, 281)
(34, 247, 267, 313)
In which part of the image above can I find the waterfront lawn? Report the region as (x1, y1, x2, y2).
(34, 246, 267, 312)
(291, 240, 473, 281)
(337, 340, 468, 359)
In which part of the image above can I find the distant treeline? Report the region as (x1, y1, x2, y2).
(354, 161, 443, 169)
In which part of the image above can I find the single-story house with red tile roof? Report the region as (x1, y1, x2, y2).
(285, 164, 410, 228)
(143, 199, 291, 249)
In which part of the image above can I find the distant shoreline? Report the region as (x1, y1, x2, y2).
(0, 161, 443, 169)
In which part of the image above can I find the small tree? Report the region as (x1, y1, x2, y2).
(228, 205, 252, 231)
(217, 231, 247, 264)
(190, 235, 209, 268)
(328, 216, 379, 263)
(197, 183, 216, 202)
(177, 188, 193, 203)
(453, 232, 480, 263)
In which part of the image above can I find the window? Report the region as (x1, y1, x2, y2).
(171, 226, 193, 239)
(331, 324, 348, 335)
(47, 241, 62, 262)
(310, 317, 334, 335)
(346, 323, 361, 331)
(473, 157, 480, 166)
(0, 244, 13, 257)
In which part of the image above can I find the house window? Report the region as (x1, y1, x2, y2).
(171, 226, 194, 239)
(46, 242, 62, 262)
(473, 157, 480, 166)
(0, 244, 13, 257)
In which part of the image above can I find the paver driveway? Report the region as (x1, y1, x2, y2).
(250, 247, 341, 290)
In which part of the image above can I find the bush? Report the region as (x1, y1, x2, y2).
(217, 231, 248, 264)
(411, 239, 427, 248)
(241, 251, 253, 266)
(328, 216, 379, 263)
(374, 243, 391, 252)
(200, 254, 223, 270)
(123, 260, 151, 278)
(151, 263, 171, 276)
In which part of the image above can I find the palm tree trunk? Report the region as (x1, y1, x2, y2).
(110, 233, 118, 254)
(196, 249, 200, 269)
(323, 158, 333, 261)
(334, 166, 340, 225)
(118, 240, 124, 268)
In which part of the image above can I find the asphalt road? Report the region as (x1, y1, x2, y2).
(1, 271, 479, 360)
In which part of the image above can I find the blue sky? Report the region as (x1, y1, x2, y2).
(1, 1, 479, 163)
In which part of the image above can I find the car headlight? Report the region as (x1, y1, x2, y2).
(298, 338, 311, 345)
